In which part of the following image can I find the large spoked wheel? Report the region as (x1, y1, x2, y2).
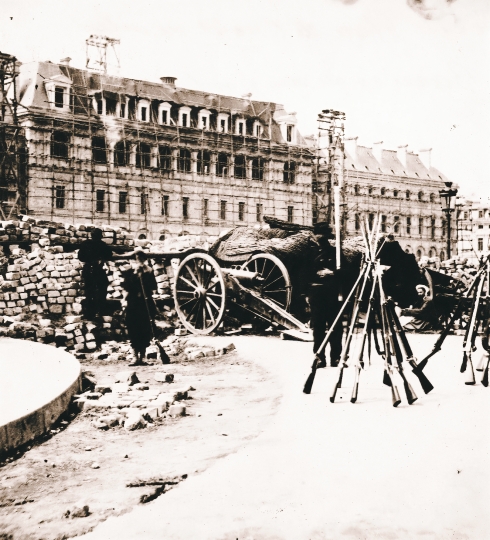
(174, 253, 226, 335)
(241, 253, 292, 310)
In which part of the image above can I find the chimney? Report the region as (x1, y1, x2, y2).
(344, 136, 358, 159)
(418, 148, 432, 170)
(60, 57, 71, 66)
(372, 141, 383, 164)
(397, 144, 408, 169)
(160, 76, 177, 88)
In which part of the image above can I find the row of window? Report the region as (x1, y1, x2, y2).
(54, 186, 296, 222)
(356, 213, 446, 239)
(353, 184, 437, 203)
(53, 85, 297, 143)
(51, 132, 297, 182)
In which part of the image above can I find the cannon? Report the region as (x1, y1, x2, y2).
(172, 250, 310, 336)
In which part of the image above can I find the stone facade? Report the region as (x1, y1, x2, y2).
(341, 138, 453, 259)
(457, 198, 490, 264)
(14, 60, 315, 240)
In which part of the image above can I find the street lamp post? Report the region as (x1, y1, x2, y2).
(439, 181, 458, 260)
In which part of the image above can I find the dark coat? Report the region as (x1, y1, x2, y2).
(122, 265, 158, 352)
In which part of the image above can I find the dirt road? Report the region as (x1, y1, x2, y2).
(80, 334, 490, 540)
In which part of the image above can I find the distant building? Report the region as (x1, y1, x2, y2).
(11, 59, 314, 239)
(342, 138, 452, 259)
(457, 198, 490, 263)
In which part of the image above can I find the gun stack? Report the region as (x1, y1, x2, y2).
(304, 216, 435, 407)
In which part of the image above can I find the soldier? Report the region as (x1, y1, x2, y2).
(121, 250, 158, 366)
(308, 221, 343, 368)
(78, 228, 113, 319)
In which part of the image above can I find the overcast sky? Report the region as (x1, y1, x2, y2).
(2, 0, 489, 200)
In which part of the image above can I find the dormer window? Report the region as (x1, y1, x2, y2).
(158, 102, 172, 125)
(179, 106, 192, 128)
(44, 74, 72, 112)
(235, 119, 246, 136)
(55, 87, 65, 108)
(217, 113, 229, 133)
(286, 124, 295, 143)
(137, 99, 150, 122)
(198, 109, 211, 130)
(253, 120, 262, 138)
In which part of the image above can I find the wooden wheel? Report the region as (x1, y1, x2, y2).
(174, 253, 226, 334)
(241, 253, 292, 310)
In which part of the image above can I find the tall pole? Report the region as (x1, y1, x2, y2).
(446, 209, 452, 260)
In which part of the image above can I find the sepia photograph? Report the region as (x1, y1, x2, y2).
(0, 0, 489, 538)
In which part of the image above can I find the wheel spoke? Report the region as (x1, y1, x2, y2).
(206, 295, 221, 312)
(179, 297, 198, 310)
(178, 275, 197, 290)
(176, 289, 195, 295)
(264, 275, 284, 288)
(185, 299, 200, 322)
(186, 264, 201, 287)
(205, 300, 216, 324)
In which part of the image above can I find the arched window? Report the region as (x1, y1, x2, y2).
(251, 157, 265, 180)
(429, 193, 435, 203)
(416, 249, 422, 259)
(418, 191, 424, 201)
(197, 150, 211, 175)
(114, 141, 130, 166)
(136, 142, 151, 169)
(217, 153, 229, 177)
(354, 184, 359, 195)
(406, 190, 411, 200)
(440, 250, 445, 261)
(138, 233, 147, 240)
(158, 145, 172, 171)
(380, 187, 386, 196)
(178, 148, 191, 172)
(283, 161, 296, 183)
(234, 155, 246, 179)
(393, 189, 398, 198)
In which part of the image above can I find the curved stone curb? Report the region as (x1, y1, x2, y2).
(0, 338, 81, 454)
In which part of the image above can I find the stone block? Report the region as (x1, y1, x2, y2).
(153, 372, 174, 383)
(124, 411, 147, 431)
(168, 404, 186, 417)
(142, 407, 159, 421)
(114, 371, 139, 385)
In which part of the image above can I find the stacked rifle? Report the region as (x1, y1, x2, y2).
(303, 217, 434, 407)
(418, 253, 490, 387)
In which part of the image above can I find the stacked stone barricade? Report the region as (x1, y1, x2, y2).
(0, 215, 213, 351)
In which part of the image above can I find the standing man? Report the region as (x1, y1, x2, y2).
(78, 228, 113, 319)
(308, 221, 343, 368)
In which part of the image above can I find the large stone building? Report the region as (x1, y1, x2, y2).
(341, 137, 453, 259)
(456, 197, 490, 263)
(11, 58, 315, 239)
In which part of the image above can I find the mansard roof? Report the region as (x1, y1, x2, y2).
(345, 144, 449, 183)
(15, 60, 308, 147)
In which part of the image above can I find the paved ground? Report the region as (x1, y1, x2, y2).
(80, 333, 490, 540)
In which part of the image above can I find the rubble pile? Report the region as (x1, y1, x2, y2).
(73, 339, 236, 429)
(75, 369, 191, 431)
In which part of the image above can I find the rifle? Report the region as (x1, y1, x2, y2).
(350, 273, 378, 403)
(460, 271, 485, 385)
(386, 299, 434, 394)
(303, 263, 368, 394)
(330, 260, 373, 403)
(383, 297, 418, 404)
(138, 271, 171, 365)
(377, 271, 401, 407)
(418, 254, 490, 371)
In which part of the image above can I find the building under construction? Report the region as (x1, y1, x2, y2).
(4, 46, 314, 240)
